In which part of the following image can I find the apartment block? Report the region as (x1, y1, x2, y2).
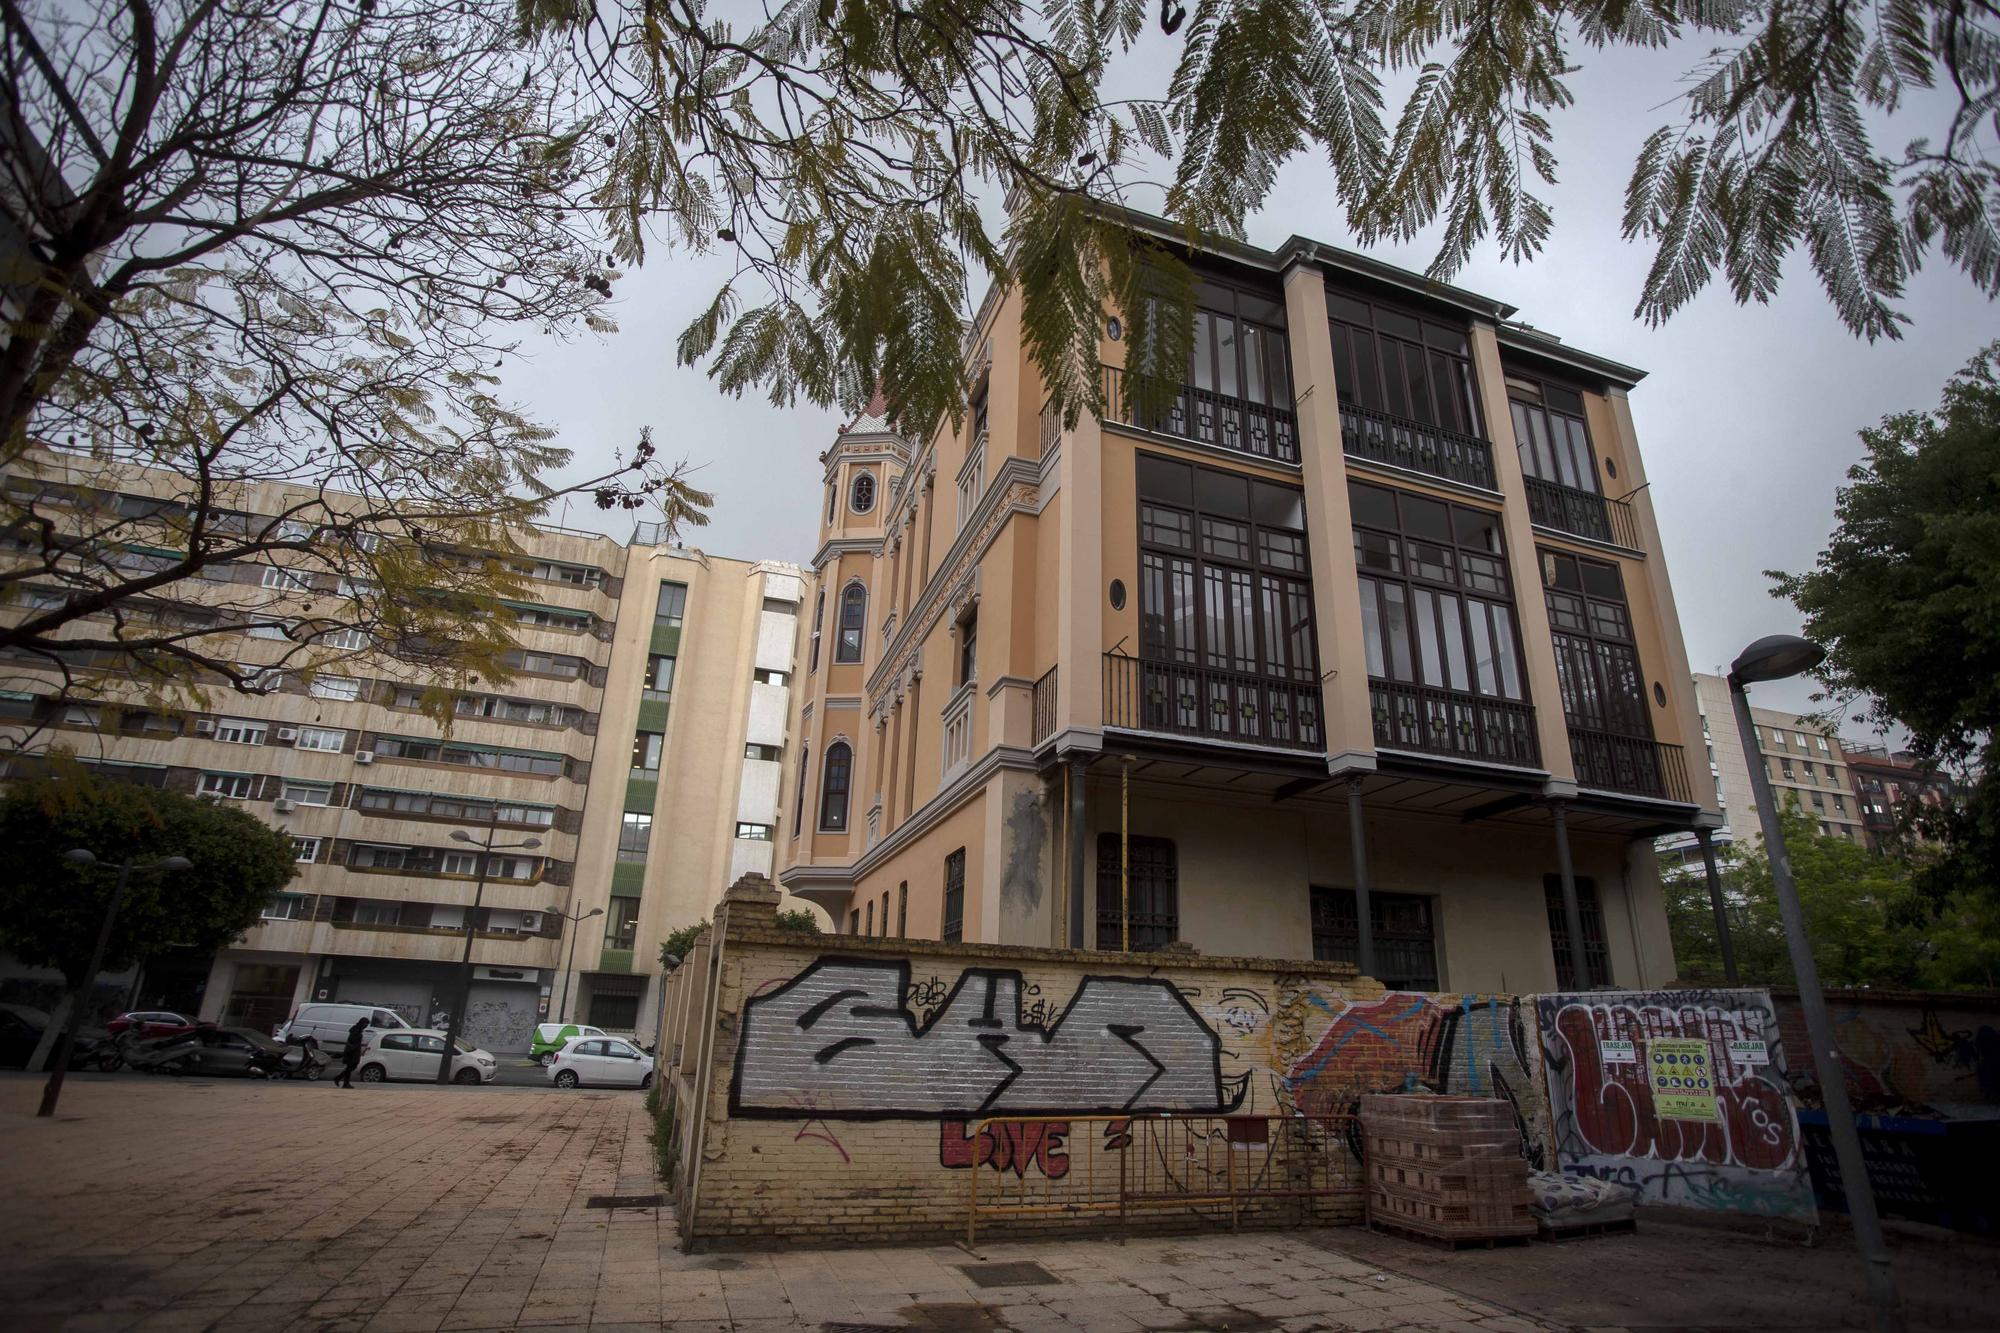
(782, 208, 1717, 993)
(0, 455, 810, 1051)
(1844, 742, 1955, 853)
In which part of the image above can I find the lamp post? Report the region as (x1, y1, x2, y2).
(1728, 634, 1902, 1333)
(40, 849, 191, 1118)
(545, 903, 604, 1025)
(435, 824, 541, 1084)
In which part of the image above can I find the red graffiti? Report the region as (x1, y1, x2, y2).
(1287, 995, 1451, 1117)
(1551, 1003, 1796, 1170)
(939, 1118, 1071, 1178)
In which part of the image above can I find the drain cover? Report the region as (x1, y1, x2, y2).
(584, 1194, 665, 1209)
(958, 1261, 1060, 1288)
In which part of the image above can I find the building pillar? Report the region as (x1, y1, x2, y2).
(1550, 800, 1590, 988)
(1467, 323, 1574, 782)
(1055, 411, 1104, 739)
(1346, 777, 1376, 981)
(1280, 262, 1374, 771)
(1695, 826, 1738, 984)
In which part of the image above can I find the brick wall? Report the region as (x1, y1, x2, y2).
(1775, 988, 2000, 1116)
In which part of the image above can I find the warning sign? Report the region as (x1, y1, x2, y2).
(1648, 1038, 1721, 1121)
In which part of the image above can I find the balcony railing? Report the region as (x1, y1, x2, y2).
(1369, 680, 1540, 767)
(1100, 364, 1300, 465)
(1032, 664, 1058, 746)
(1339, 401, 1496, 490)
(1040, 396, 1062, 458)
(1104, 652, 1324, 752)
(1568, 727, 1694, 803)
(1523, 476, 1642, 549)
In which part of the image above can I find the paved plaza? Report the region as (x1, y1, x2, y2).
(2, 1075, 1993, 1333)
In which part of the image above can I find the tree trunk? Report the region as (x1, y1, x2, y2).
(27, 992, 72, 1073)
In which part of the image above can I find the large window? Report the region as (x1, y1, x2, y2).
(604, 897, 640, 950)
(214, 717, 267, 746)
(809, 590, 824, 672)
(618, 812, 652, 862)
(1309, 887, 1439, 990)
(957, 608, 978, 686)
(294, 726, 346, 752)
(655, 581, 687, 628)
(198, 772, 255, 799)
(1544, 875, 1612, 989)
(1542, 549, 1647, 737)
(631, 731, 664, 777)
(792, 743, 808, 835)
(643, 654, 676, 698)
(834, 583, 866, 663)
(1184, 282, 1294, 460)
(370, 735, 566, 776)
(942, 848, 965, 942)
(1137, 455, 1315, 681)
(819, 742, 852, 831)
(1327, 294, 1480, 437)
(1095, 835, 1179, 951)
(1507, 374, 1598, 494)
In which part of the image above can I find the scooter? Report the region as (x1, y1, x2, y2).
(247, 1043, 323, 1080)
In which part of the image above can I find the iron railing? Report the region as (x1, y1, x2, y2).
(965, 1114, 1363, 1244)
(1523, 476, 1642, 549)
(1568, 727, 1694, 803)
(1369, 680, 1540, 767)
(1032, 664, 1058, 746)
(1040, 396, 1062, 458)
(1100, 364, 1300, 465)
(1104, 652, 1324, 752)
(1339, 401, 1496, 490)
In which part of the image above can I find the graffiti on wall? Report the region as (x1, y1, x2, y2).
(730, 957, 1247, 1119)
(1786, 998, 2000, 1114)
(1537, 989, 1815, 1220)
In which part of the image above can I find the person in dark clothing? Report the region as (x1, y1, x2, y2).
(332, 1015, 369, 1088)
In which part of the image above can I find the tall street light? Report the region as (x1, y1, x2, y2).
(41, 849, 191, 1118)
(435, 824, 541, 1084)
(1729, 634, 1902, 1333)
(545, 902, 604, 1025)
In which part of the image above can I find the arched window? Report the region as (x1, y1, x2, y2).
(851, 472, 876, 514)
(835, 582, 866, 663)
(819, 742, 852, 831)
(808, 589, 825, 672)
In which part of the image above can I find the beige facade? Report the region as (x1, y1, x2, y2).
(783, 211, 1713, 993)
(1657, 673, 1865, 869)
(0, 453, 813, 1051)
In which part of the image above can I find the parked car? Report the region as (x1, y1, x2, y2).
(274, 1002, 412, 1053)
(136, 1026, 301, 1078)
(546, 1035, 655, 1090)
(106, 1011, 199, 1040)
(353, 1028, 498, 1085)
(530, 1022, 607, 1066)
(0, 1003, 109, 1070)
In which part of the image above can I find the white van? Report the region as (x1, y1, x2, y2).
(274, 1002, 413, 1053)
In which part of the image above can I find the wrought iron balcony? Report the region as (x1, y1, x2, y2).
(1339, 401, 1496, 490)
(1523, 476, 1642, 549)
(1104, 652, 1324, 752)
(1369, 680, 1540, 767)
(1100, 364, 1300, 465)
(1568, 727, 1694, 803)
(1032, 664, 1058, 746)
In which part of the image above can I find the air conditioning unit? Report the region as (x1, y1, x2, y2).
(521, 914, 539, 931)
(271, 798, 297, 813)
(276, 727, 298, 742)
(193, 718, 214, 734)
(354, 750, 375, 764)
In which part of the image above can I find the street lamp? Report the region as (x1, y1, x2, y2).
(1728, 635, 1902, 1333)
(545, 903, 604, 1025)
(41, 849, 191, 1118)
(435, 824, 541, 1084)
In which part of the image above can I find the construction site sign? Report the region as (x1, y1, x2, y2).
(1647, 1038, 1721, 1121)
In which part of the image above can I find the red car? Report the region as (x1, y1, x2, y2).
(106, 1010, 199, 1040)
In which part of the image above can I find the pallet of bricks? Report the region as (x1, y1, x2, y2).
(1360, 1094, 1535, 1246)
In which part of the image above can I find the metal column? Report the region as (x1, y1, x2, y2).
(1067, 756, 1087, 948)
(1550, 799, 1591, 988)
(1346, 777, 1376, 981)
(1695, 826, 1738, 984)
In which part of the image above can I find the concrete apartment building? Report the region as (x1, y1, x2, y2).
(1845, 742, 1955, 853)
(0, 453, 810, 1052)
(1656, 672, 1866, 870)
(782, 209, 1719, 993)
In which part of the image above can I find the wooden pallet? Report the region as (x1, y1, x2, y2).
(1536, 1216, 1638, 1242)
(1367, 1216, 1536, 1251)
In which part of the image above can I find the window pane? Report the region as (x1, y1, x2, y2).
(1382, 583, 1412, 681)
(1492, 605, 1522, 699)
(1413, 589, 1443, 687)
(1467, 602, 1498, 695)
(1349, 482, 1397, 530)
(1358, 579, 1386, 678)
(1438, 594, 1469, 691)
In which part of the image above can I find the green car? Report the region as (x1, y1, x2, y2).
(530, 1022, 607, 1065)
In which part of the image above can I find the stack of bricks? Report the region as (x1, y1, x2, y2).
(1360, 1094, 1536, 1244)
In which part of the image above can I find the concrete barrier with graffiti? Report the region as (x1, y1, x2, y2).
(1537, 988, 1814, 1220)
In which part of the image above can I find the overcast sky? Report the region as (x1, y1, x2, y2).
(505, 37, 1992, 739)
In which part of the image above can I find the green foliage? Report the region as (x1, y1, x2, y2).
(0, 763, 299, 984)
(1772, 343, 2000, 911)
(1666, 800, 1925, 988)
(660, 907, 818, 970)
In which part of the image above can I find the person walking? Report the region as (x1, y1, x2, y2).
(332, 1015, 369, 1089)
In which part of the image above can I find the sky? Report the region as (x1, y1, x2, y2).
(503, 36, 1994, 740)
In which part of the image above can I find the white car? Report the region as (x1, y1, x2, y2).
(353, 1028, 498, 1084)
(546, 1035, 655, 1089)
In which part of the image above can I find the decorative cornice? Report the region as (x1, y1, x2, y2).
(810, 536, 885, 571)
(984, 673, 1035, 700)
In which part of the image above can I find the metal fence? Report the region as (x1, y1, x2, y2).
(965, 1113, 1363, 1245)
